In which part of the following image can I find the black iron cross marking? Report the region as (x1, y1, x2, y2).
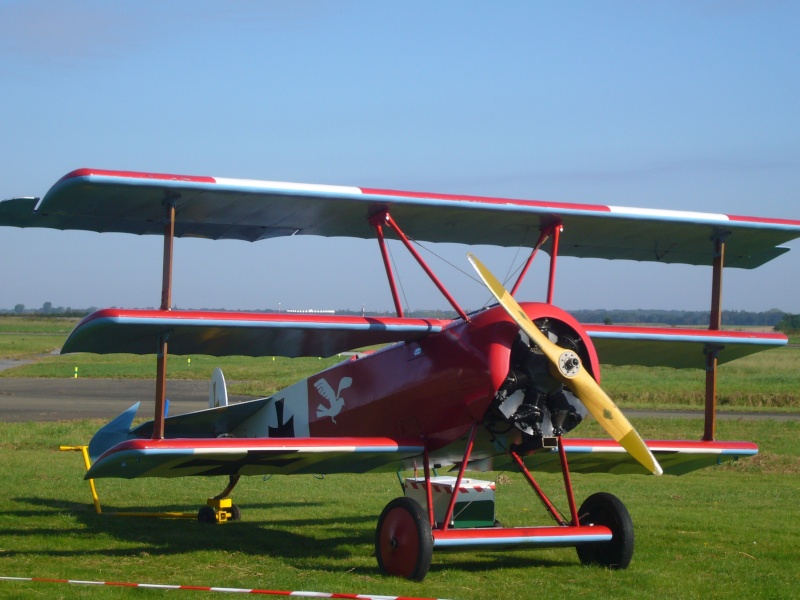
(268, 399, 295, 438)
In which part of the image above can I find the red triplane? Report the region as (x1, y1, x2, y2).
(3, 169, 799, 580)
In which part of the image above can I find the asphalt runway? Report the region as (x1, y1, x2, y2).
(1, 376, 797, 423)
(0, 378, 250, 422)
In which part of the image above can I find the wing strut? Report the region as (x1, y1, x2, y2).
(153, 197, 177, 440)
(371, 210, 469, 322)
(371, 215, 405, 318)
(510, 227, 550, 297)
(546, 224, 563, 304)
(508, 222, 562, 303)
(703, 232, 728, 441)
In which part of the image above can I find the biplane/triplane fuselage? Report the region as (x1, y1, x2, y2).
(2, 168, 799, 580)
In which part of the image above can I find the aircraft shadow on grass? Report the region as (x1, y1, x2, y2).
(8, 496, 378, 562)
(5, 496, 577, 574)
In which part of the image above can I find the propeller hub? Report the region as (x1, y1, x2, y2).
(557, 350, 581, 378)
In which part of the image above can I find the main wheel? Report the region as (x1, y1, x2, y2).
(576, 492, 634, 569)
(375, 497, 433, 581)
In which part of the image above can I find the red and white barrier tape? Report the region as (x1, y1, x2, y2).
(0, 576, 451, 599)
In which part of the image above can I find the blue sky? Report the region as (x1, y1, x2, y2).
(1, 1, 799, 314)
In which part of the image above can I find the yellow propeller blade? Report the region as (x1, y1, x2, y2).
(467, 253, 663, 476)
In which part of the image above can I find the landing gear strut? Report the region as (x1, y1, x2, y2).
(374, 424, 633, 580)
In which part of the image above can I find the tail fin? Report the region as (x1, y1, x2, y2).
(210, 367, 228, 408)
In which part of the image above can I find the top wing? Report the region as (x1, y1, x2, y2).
(2, 168, 800, 268)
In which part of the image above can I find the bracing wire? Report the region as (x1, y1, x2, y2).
(386, 238, 412, 314)
(406, 227, 537, 310)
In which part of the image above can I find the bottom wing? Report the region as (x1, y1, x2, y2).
(86, 435, 755, 480)
(86, 437, 426, 479)
(517, 438, 758, 475)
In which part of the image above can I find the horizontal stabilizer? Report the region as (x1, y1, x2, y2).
(585, 325, 787, 368)
(88, 402, 140, 462)
(62, 308, 448, 357)
(131, 398, 270, 438)
(88, 398, 271, 460)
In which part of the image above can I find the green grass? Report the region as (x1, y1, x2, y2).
(601, 347, 800, 411)
(1, 319, 799, 597)
(0, 418, 798, 599)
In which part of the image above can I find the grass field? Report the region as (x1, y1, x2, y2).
(0, 418, 798, 599)
(1, 317, 799, 598)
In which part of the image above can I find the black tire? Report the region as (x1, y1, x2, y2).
(197, 506, 217, 524)
(228, 504, 242, 522)
(375, 497, 433, 581)
(576, 492, 634, 569)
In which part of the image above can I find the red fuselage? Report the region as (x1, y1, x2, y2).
(304, 303, 598, 450)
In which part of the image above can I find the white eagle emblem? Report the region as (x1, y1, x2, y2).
(314, 377, 352, 424)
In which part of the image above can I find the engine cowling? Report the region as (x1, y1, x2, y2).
(483, 302, 600, 448)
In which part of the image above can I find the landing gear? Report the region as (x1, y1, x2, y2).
(196, 474, 243, 524)
(576, 492, 634, 569)
(196, 497, 242, 524)
(376, 424, 636, 580)
(375, 497, 433, 581)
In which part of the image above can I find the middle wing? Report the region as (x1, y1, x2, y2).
(584, 324, 787, 368)
(62, 307, 786, 369)
(62, 308, 449, 357)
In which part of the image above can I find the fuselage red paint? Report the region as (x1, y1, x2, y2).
(304, 303, 598, 450)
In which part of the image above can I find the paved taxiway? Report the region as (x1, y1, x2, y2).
(1, 377, 797, 422)
(0, 378, 250, 421)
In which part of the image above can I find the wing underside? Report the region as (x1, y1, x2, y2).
(62, 308, 449, 358)
(62, 307, 786, 369)
(3, 168, 799, 268)
(584, 324, 787, 368)
(85, 436, 756, 480)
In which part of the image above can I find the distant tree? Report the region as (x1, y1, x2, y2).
(603, 316, 613, 325)
(14, 304, 25, 314)
(41, 301, 53, 314)
(774, 313, 800, 333)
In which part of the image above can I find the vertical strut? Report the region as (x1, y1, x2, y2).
(704, 233, 726, 441)
(381, 212, 469, 322)
(153, 198, 176, 440)
(372, 220, 404, 317)
(510, 228, 551, 297)
(440, 424, 478, 532)
(558, 436, 580, 525)
(546, 224, 563, 304)
(509, 449, 567, 526)
(423, 445, 435, 527)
